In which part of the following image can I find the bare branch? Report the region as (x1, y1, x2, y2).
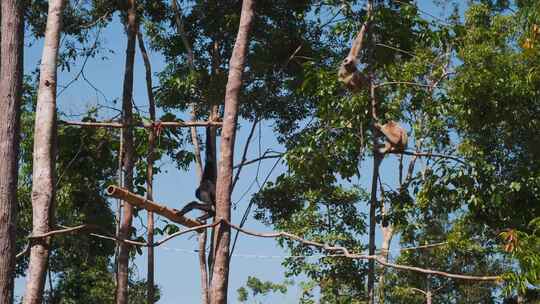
(28, 224, 95, 239)
(224, 220, 502, 282)
(81, 10, 112, 29)
(396, 241, 449, 252)
(16, 244, 30, 259)
(26, 217, 502, 282)
(374, 81, 433, 89)
(153, 222, 218, 247)
(233, 152, 283, 169)
(388, 150, 468, 166)
(410, 287, 427, 296)
(232, 118, 259, 190)
(171, 0, 194, 67)
(375, 43, 417, 57)
(57, 28, 102, 97)
(170, 0, 203, 181)
(190, 112, 203, 181)
(389, 0, 451, 26)
(374, 258, 499, 281)
(59, 120, 223, 128)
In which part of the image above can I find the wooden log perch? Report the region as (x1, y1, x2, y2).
(60, 120, 223, 129)
(105, 185, 202, 228)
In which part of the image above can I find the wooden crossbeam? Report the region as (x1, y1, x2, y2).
(106, 185, 202, 228)
(60, 120, 222, 128)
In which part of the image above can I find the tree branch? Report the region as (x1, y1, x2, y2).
(24, 218, 502, 282)
(409, 287, 427, 296)
(374, 81, 433, 89)
(233, 152, 283, 169)
(388, 150, 467, 166)
(59, 120, 222, 128)
(171, 0, 194, 67)
(28, 224, 96, 239)
(16, 244, 30, 259)
(232, 118, 259, 190)
(223, 220, 502, 282)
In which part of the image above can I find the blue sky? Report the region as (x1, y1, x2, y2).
(15, 1, 463, 303)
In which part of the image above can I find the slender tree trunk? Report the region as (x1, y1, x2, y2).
(23, 1, 64, 303)
(191, 114, 203, 178)
(425, 276, 432, 304)
(210, 1, 255, 303)
(171, 4, 210, 301)
(368, 45, 379, 302)
(116, 1, 137, 303)
(0, 1, 23, 302)
(378, 224, 394, 303)
(207, 40, 222, 294)
(199, 230, 209, 304)
(367, 155, 380, 304)
(114, 129, 123, 284)
(206, 104, 219, 296)
(365, 0, 379, 292)
(137, 31, 156, 304)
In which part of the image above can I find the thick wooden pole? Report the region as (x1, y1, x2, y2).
(116, 0, 137, 302)
(210, 1, 255, 303)
(0, 1, 23, 302)
(23, 1, 64, 303)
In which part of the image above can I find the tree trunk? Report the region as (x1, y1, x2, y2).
(207, 40, 222, 294)
(116, 1, 137, 303)
(199, 230, 209, 304)
(366, 0, 378, 292)
(378, 224, 394, 303)
(137, 31, 156, 304)
(23, 1, 64, 303)
(425, 278, 432, 304)
(0, 1, 23, 302)
(367, 155, 381, 304)
(210, 1, 255, 303)
(114, 129, 123, 284)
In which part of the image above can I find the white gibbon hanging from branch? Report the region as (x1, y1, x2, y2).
(338, 8, 372, 92)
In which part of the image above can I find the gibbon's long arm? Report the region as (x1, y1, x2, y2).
(338, 3, 373, 91)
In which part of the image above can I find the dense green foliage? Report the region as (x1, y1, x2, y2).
(236, 276, 292, 303)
